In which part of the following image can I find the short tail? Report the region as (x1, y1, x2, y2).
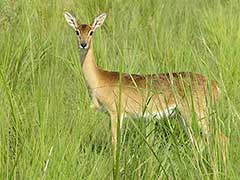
(211, 80, 221, 101)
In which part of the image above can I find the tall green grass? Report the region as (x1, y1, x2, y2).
(0, 0, 240, 179)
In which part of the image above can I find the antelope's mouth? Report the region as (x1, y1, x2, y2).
(80, 42, 88, 49)
(80, 45, 88, 49)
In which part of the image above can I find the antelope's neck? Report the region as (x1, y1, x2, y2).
(80, 44, 100, 90)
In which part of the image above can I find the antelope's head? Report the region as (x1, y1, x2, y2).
(64, 12, 106, 50)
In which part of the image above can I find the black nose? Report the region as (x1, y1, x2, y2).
(80, 42, 87, 48)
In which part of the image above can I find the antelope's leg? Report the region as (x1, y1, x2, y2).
(218, 132, 228, 166)
(90, 96, 101, 111)
(178, 103, 204, 148)
(110, 113, 117, 159)
(195, 109, 228, 165)
(180, 116, 197, 146)
(110, 112, 123, 160)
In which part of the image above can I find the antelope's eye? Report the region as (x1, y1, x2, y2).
(76, 30, 80, 36)
(89, 31, 93, 36)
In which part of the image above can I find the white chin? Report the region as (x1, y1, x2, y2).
(79, 46, 88, 49)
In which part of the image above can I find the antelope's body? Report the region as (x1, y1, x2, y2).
(86, 65, 219, 119)
(64, 12, 221, 158)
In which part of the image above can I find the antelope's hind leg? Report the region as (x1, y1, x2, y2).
(177, 100, 209, 149)
(178, 99, 228, 164)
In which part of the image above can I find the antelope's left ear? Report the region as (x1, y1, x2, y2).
(91, 13, 107, 31)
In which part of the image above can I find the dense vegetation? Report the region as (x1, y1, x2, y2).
(0, 0, 239, 179)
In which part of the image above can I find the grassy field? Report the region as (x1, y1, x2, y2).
(1, 0, 240, 179)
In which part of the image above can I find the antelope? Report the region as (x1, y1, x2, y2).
(63, 12, 223, 158)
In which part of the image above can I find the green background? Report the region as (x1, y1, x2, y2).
(0, 0, 239, 179)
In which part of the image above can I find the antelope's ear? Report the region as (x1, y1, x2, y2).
(91, 13, 107, 31)
(64, 12, 78, 29)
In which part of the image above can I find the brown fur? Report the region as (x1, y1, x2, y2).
(80, 41, 220, 155)
(64, 12, 224, 160)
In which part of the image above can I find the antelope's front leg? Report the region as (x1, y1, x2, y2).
(90, 96, 101, 111)
(110, 113, 123, 161)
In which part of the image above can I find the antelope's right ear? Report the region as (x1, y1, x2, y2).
(64, 12, 78, 30)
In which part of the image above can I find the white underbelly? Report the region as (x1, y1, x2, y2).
(124, 106, 176, 120)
